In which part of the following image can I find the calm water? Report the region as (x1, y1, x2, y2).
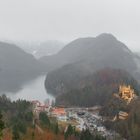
(6, 75, 55, 103)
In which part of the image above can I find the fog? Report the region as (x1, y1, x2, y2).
(6, 75, 55, 103)
(0, 0, 140, 51)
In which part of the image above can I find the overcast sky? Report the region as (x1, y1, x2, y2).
(0, 0, 140, 51)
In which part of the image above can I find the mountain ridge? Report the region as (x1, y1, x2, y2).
(40, 33, 136, 72)
(0, 41, 44, 93)
(44, 33, 140, 106)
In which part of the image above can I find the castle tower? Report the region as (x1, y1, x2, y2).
(119, 85, 135, 103)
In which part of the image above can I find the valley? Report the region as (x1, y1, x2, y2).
(0, 1, 139, 139)
(0, 34, 140, 140)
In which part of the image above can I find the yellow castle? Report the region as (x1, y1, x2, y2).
(119, 85, 135, 103)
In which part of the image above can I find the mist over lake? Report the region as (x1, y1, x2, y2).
(5, 75, 55, 103)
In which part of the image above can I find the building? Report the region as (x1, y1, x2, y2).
(97, 126, 106, 132)
(31, 100, 50, 117)
(51, 108, 67, 121)
(118, 111, 128, 120)
(119, 85, 135, 103)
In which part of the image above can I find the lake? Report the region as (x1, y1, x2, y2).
(6, 75, 55, 103)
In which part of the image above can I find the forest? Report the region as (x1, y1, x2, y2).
(0, 95, 105, 140)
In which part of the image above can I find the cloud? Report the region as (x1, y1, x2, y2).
(0, 0, 139, 51)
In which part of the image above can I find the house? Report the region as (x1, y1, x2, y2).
(118, 111, 128, 120)
(51, 108, 67, 121)
(97, 126, 106, 132)
(32, 100, 41, 108)
(68, 112, 78, 119)
(31, 100, 50, 116)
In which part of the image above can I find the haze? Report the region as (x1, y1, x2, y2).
(0, 0, 140, 51)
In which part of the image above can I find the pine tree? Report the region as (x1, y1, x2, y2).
(0, 112, 5, 140)
(31, 131, 35, 140)
(12, 125, 20, 140)
(80, 129, 93, 140)
(54, 122, 59, 135)
(64, 124, 74, 140)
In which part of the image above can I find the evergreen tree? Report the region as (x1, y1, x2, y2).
(64, 124, 74, 140)
(39, 112, 50, 128)
(31, 131, 35, 140)
(0, 112, 4, 140)
(54, 122, 59, 135)
(12, 125, 20, 140)
(80, 129, 93, 140)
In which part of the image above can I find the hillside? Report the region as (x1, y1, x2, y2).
(100, 95, 140, 140)
(0, 95, 105, 140)
(0, 95, 63, 140)
(54, 68, 140, 106)
(45, 34, 140, 98)
(0, 42, 44, 93)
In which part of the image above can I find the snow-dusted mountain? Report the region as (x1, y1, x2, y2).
(15, 40, 65, 58)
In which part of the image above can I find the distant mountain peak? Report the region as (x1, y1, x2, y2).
(96, 33, 117, 41)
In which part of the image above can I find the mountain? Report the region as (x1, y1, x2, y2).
(135, 52, 140, 57)
(40, 33, 137, 73)
(45, 33, 139, 94)
(43, 33, 140, 106)
(50, 68, 140, 106)
(15, 40, 65, 58)
(0, 42, 44, 93)
(32, 41, 65, 58)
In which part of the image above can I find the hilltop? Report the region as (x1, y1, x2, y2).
(41, 33, 138, 73)
(0, 42, 44, 93)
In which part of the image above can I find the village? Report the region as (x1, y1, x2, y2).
(31, 84, 136, 139)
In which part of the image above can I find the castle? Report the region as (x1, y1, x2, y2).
(112, 85, 136, 121)
(119, 85, 135, 103)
